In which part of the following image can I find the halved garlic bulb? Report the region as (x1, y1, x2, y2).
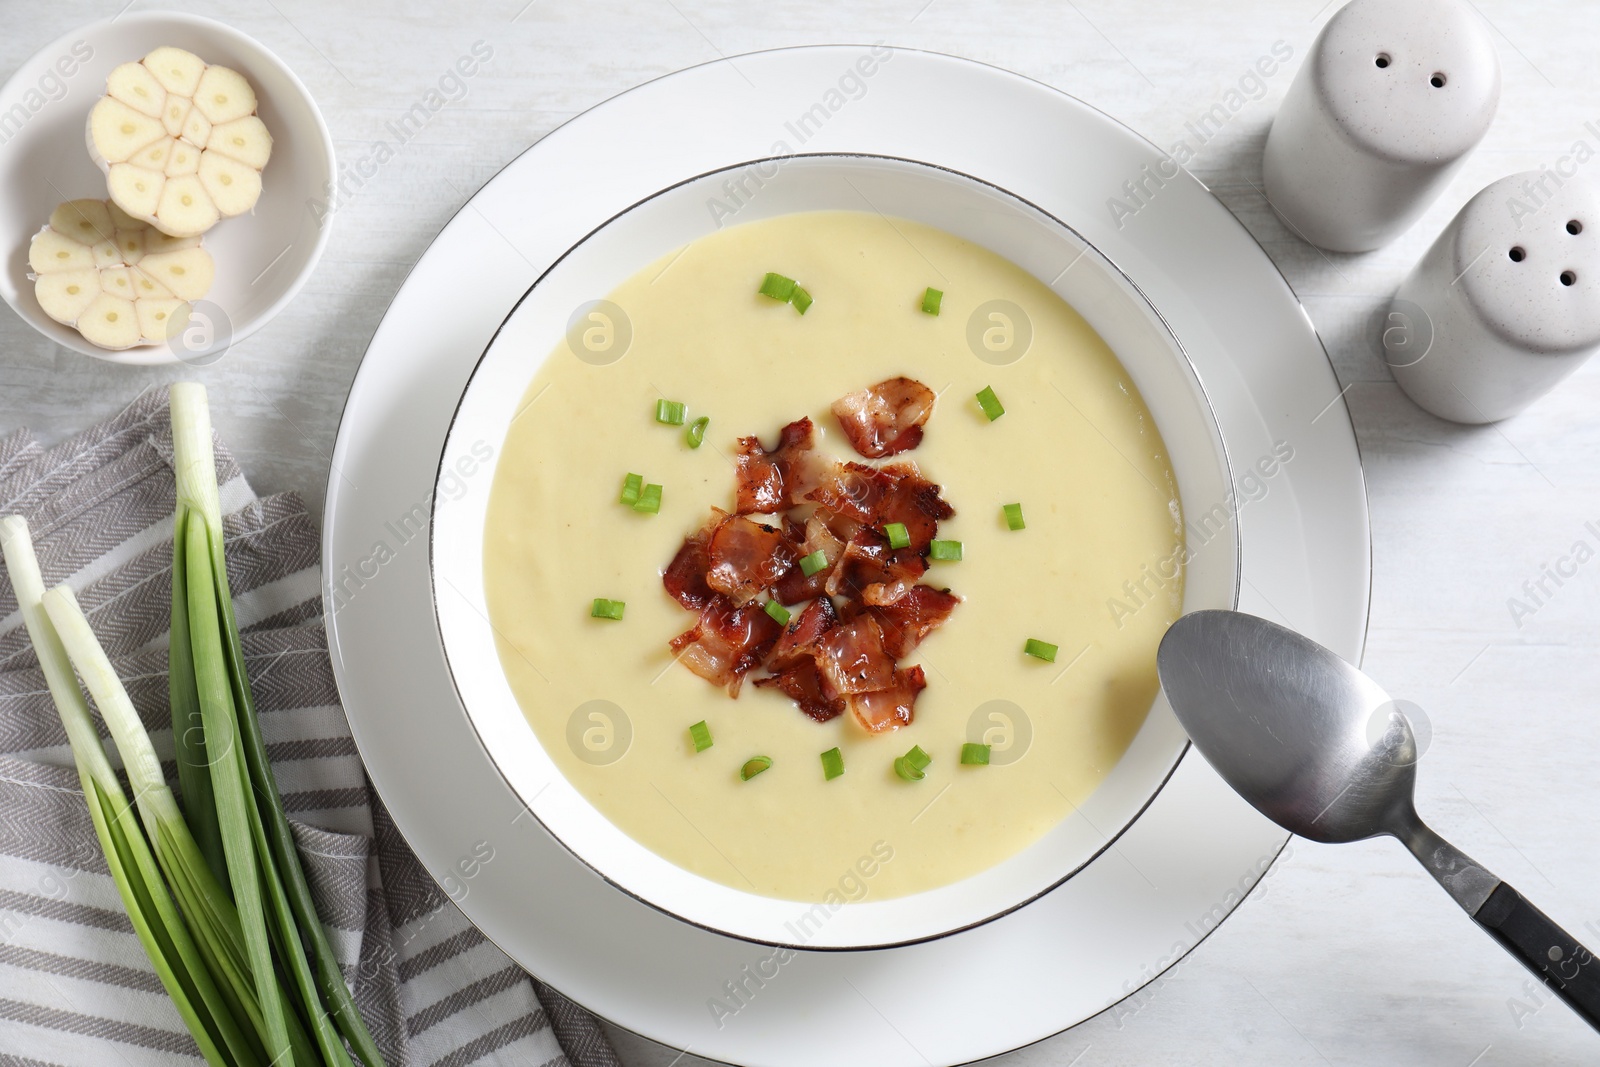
(87, 47, 272, 238)
(29, 199, 214, 350)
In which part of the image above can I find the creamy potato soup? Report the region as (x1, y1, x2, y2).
(482, 210, 1184, 902)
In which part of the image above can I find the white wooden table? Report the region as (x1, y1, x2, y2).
(4, 2, 1598, 1064)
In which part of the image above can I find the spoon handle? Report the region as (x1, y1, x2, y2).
(1475, 882, 1600, 1031)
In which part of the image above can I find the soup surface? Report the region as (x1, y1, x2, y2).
(482, 210, 1184, 901)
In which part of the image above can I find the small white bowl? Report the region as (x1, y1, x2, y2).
(430, 154, 1240, 949)
(0, 11, 334, 365)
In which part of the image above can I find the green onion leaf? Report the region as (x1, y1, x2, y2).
(798, 550, 829, 576)
(758, 272, 796, 301)
(821, 747, 845, 780)
(686, 416, 709, 448)
(976, 385, 1005, 421)
(620, 472, 643, 507)
(591, 598, 626, 621)
(790, 285, 813, 314)
(961, 742, 991, 765)
(921, 287, 943, 315)
(655, 399, 686, 425)
(905, 744, 932, 772)
(740, 756, 773, 781)
(633, 483, 663, 514)
(689, 720, 714, 753)
(883, 522, 911, 550)
(1003, 502, 1026, 531)
(1024, 638, 1059, 662)
(928, 539, 963, 562)
(763, 600, 791, 626)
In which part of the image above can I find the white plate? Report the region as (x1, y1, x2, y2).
(431, 152, 1241, 949)
(323, 47, 1370, 1067)
(0, 11, 335, 365)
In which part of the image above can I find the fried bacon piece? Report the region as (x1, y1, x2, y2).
(846, 666, 927, 733)
(813, 615, 896, 698)
(734, 417, 817, 514)
(805, 460, 898, 528)
(875, 470, 955, 552)
(661, 514, 719, 610)
(669, 596, 781, 696)
(755, 597, 847, 721)
(705, 515, 794, 605)
(827, 529, 927, 605)
(846, 585, 961, 658)
(805, 460, 954, 551)
(755, 661, 845, 722)
(772, 516, 845, 604)
(831, 377, 937, 458)
(766, 596, 839, 670)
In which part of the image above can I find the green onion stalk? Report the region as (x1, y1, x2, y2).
(1, 516, 257, 1067)
(43, 579, 320, 1067)
(171, 382, 384, 1067)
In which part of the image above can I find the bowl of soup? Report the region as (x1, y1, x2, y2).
(429, 154, 1238, 948)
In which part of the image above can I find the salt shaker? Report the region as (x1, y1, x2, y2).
(1262, 0, 1500, 253)
(1382, 172, 1600, 424)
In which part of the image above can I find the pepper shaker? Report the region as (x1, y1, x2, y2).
(1263, 0, 1500, 253)
(1382, 172, 1600, 423)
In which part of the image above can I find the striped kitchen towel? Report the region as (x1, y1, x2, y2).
(0, 387, 620, 1067)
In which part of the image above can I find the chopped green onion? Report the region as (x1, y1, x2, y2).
(764, 600, 791, 626)
(1024, 638, 1059, 662)
(799, 549, 829, 576)
(620, 472, 643, 507)
(1003, 502, 1026, 531)
(759, 272, 797, 301)
(976, 385, 1005, 421)
(893, 756, 923, 781)
(928, 539, 963, 562)
(740, 756, 773, 781)
(591, 598, 626, 621)
(921, 287, 943, 315)
(821, 747, 845, 780)
(686, 416, 709, 448)
(961, 742, 992, 765)
(883, 522, 911, 549)
(633, 483, 663, 514)
(894, 744, 932, 782)
(757, 271, 812, 313)
(655, 399, 686, 425)
(689, 720, 714, 752)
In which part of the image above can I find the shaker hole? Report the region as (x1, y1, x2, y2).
(1375, 53, 1391, 68)
(1567, 219, 1584, 235)
(1430, 72, 1447, 88)
(1509, 247, 1525, 262)
(1561, 270, 1577, 286)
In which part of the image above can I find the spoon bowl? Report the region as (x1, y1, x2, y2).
(1157, 607, 1417, 844)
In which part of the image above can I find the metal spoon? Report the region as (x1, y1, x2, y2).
(1158, 609, 1600, 1030)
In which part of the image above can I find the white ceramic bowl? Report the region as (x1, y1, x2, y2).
(0, 12, 334, 365)
(430, 154, 1239, 949)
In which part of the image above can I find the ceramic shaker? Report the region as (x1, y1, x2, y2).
(1383, 172, 1600, 423)
(1263, 0, 1500, 252)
